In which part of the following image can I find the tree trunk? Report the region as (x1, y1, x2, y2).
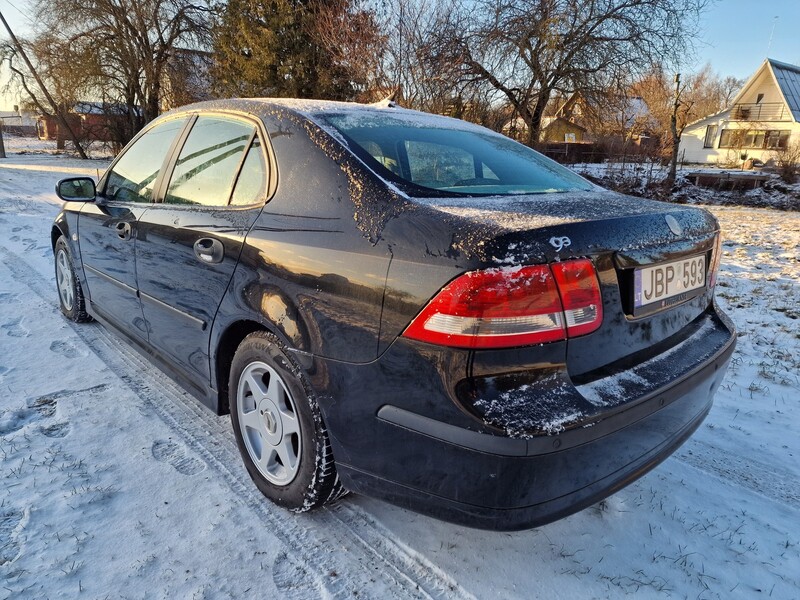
(527, 90, 551, 148)
(666, 74, 681, 187)
(0, 10, 88, 159)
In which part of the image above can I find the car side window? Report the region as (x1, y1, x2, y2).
(165, 116, 254, 206)
(230, 137, 268, 206)
(104, 118, 187, 203)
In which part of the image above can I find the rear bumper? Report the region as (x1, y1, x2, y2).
(314, 309, 735, 530)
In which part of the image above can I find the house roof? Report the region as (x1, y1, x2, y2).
(682, 108, 731, 131)
(541, 116, 587, 132)
(729, 58, 800, 122)
(768, 59, 800, 121)
(554, 90, 651, 130)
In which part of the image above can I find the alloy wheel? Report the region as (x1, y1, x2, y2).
(56, 249, 74, 310)
(236, 361, 302, 485)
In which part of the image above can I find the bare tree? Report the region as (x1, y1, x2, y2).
(771, 140, 800, 184)
(433, 0, 707, 146)
(718, 75, 746, 108)
(632, 63, 744, 179)
(0, 23, 92, 156)
(30, 0, 211, 145)
(379, 0, 457, 107)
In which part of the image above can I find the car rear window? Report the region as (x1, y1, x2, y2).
(314, 111, 593, 197)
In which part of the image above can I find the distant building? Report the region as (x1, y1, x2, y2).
(538, 116, 588, 143)
(0, 109, 37, 136)
(503, 91, 655, 146)
(37, 102, 137, 144)
(680, 58, 800, 164)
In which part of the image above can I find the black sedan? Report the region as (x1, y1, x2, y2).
(51, 99, 735, 530)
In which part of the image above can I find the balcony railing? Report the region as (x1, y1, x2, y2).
(729, 102, 791, 121)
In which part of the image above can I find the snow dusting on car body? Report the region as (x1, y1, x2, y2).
(50, 98, 736, 530)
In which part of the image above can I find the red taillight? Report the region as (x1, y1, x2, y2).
(402, 260, 603, 349)
(551, 259, 603, 337)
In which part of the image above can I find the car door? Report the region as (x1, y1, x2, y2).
(135, 114, 270, 383)
(79, 117, 189, 338)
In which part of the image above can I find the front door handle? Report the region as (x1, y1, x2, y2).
(193, 237, 224, 264)
(115, 221, 132, 240)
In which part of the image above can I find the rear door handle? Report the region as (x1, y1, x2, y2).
(193, 237, 224, 264)
(114, 221, 132, 240)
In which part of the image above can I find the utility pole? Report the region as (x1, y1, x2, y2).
(0, 10, 88, 159)
(666, 73, 682, 188)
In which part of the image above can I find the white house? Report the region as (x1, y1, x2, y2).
(680, 58, 800, 165)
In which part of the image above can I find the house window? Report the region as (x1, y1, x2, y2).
(718, 129, 791, 149)
(766, 130, 791, 149)
(718, 129, 742, 148)
(703, 125, 718, 148)
(743, 130, 766, 148)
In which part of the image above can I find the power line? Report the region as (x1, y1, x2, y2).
(0, 8, 89, 158)
(0, 0, 35, 28)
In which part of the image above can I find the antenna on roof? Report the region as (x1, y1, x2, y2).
(767, 16, 778, 56)
(372, 87, 401, 109)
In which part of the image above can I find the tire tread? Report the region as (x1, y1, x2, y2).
(55, 236, 93, 323)
(231, 331, 346, 512)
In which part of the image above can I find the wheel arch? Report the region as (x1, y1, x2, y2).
(213, 319, 271, 415)
(51, 224, 64, 250)
(51, 209, 76, 251)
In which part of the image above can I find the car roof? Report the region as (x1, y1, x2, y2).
(165, 97, 494, 137)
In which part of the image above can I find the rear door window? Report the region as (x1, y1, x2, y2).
(104, 118, 187, 203)
(165, 116, 254, 206)
(230, 137, 268, 206)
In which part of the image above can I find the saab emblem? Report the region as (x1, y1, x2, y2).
(549, 236, 571, 252)
(665, 215, 683, 236)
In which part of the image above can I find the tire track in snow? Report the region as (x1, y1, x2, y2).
(0, 244, 475, 600)
(675, 439, 800, 508)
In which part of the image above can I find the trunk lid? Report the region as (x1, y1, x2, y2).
(415, 190, 719, 377)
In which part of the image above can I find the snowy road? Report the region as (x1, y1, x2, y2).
(1, 149, 798, 599)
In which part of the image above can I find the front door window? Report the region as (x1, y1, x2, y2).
(104, 118, 187, 203)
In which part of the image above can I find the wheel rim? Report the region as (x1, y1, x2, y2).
(237, 361, 302, 485)
(56, 249, 74, 310)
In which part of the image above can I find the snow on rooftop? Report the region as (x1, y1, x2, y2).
(258, 96, 495, 134)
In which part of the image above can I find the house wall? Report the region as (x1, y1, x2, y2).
(540, 120, 585, 143)
(681, 117, 800, 164)
(680, 60, 800, 165)
(738, 68, 785, 105)
(36, 113, 121, 142)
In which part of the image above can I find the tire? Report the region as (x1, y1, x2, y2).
(229, 331, 346, 511)
(54, 236, 92, 323)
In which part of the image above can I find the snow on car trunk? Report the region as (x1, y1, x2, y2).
(417, 191, 722, 379)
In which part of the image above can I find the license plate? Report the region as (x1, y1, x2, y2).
(634, 255, 706, 309)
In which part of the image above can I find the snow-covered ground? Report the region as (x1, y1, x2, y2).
(574, 162, 800, 211)
(1, 137, 798, 599)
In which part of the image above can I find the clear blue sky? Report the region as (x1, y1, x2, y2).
(689, 0, 800, 79)
(0, 0, 798, 101)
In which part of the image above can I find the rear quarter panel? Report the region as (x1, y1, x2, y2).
(211, 111, 395, 365)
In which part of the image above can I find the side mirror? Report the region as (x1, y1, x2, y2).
(56, 177, 96, 202)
